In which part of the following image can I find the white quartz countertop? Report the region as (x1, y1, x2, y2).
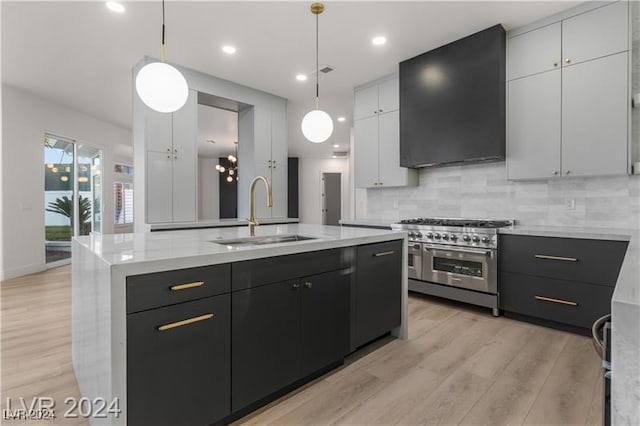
(499, 224, 632, 242)
(74, 224, 406, 276)
(149, 217, 299, 231)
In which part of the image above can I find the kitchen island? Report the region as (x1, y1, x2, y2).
(71, 224, 407, 426)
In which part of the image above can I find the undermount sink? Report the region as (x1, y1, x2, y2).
(211, 234, 317, 247)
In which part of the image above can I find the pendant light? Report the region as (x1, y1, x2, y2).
(135, 0, 188, 113)
(301, 3, 333, 143)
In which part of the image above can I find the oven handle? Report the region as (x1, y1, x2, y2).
(424, 244, 493, 256)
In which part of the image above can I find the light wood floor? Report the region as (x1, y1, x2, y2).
(1, 265, 603, 425)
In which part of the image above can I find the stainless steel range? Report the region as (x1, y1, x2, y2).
(391, 218, 514, 316)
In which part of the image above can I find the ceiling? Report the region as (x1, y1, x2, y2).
(2, 1, 581, 158)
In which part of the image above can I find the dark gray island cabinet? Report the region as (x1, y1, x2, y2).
(123, 241, 402, 426)
(499, 234, 628, 333)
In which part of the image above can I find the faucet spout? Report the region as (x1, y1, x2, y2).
(248, 176, 273, 236)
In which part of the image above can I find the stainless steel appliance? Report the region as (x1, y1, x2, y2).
(392, 218, 514, 316)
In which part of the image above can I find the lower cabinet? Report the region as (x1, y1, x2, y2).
(127, 294, 230, 426)
(355, 240, 403, 347)
(232, 269, 350, 411)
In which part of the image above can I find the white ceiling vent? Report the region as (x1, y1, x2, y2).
(332, 151, 348, 158)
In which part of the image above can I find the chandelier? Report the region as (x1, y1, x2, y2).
(216, 141, 238, 183)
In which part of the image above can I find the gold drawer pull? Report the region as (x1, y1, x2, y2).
(170, 281, 204, 291)
(158, 313, 214, 331)
(534, 255, 578, 262)
(534, 295, 578, 306)
(374, 251, 395, 257)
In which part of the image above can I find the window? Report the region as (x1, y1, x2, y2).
(114, 182, 134, 225)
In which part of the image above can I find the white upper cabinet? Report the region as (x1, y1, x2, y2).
(562, 52, 628, 177)
(508, 23, 561, 81)
(146, 108, 173, 153)
(506, 1, 630, 180)
(377, 78, 399, 114)
(562, 1, 628, 66)
(172, 91, 197, 222)
(507, 70, 562, 180)
(354, 76, 417, 188)
(354, 85, 379, 120)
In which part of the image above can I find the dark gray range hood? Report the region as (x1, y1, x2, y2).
(399, 24, 506, 168)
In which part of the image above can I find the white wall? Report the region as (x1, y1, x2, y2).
(1, 84, 132, 280)
(198, 158, 220, 220)
(299, 158, 350, 225)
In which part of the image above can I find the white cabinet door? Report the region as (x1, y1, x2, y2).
(146, 151, 173, 223)
(354, 85, 379, 120)
(508, 23, 561, 80)
(378, 77, 399, 113)
(270, 101, 288, 166)
(172, 90, 197, 222)
(562, 52, 628, 177)
(354, 116, 380, 188)
(146, 108, 172, 153)
(270, 164, 288, 218)
(562, 1, 628, 66)
(254, 107, 272, 164)
(377, 111, 406, 187)
(507, 70, 562, 180)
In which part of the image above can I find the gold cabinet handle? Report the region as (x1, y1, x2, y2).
(534, 255, 578, 262)
(373, 251, 395, 257)
(565, 58, 571, 64)
(158, 313, 214, 331)
(553, 62, 558, 67)
(170, 281, 204, 291)
(304, 282, 313, 288)
(292, 283, 300, 289)
(534, 295, 577, 306)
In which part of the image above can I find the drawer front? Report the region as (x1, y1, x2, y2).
(500, 271, 613, 329)
(232, 247, 353, 291)
(500, 235, 627, 286)
(127, 264, 231, 313)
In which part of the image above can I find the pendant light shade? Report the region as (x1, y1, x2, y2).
(301, 2, 332, 144)
(135, 0, 188, 113)
(136, 62, 188, 113)
(301, 109, 333, 143)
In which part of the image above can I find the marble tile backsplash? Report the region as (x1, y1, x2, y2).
(360, 162, 640, 230)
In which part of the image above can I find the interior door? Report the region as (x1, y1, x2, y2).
(322, 173, 341, 226)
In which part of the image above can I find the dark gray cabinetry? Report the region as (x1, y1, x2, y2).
(231, 280, 301, 411)
(355, 240, 403, 347)
(127, 294, 230, 426)
(499, 234, 628, 332)
(232, 268, 350, 411)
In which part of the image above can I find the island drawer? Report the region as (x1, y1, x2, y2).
(500, 271, 614, 329)
(232, 247, 352, 291)
(499, 234, 627, 286)
(127, 264, 231, 313)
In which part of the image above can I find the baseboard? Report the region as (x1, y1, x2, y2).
(0, 262, 47, 281)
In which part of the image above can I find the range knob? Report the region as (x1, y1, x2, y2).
(481, 237, 490, 243)
(462, 235, 471, 242)
(472, 236, 480, 243)
(415, 232, 423, 239)
(442, 234, 449, 241)
(408, 232, 415, 239)
(434, 233, 441, 240)
(450, 234, 458, 241)
(426, 233, 433, 239)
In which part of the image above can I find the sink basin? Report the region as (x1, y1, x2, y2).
(211, 234, 317, 247)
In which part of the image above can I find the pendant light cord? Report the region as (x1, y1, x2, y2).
(161, 0, 166, 62)
(315, 12, 319, 109)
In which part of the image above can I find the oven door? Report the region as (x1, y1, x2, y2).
(407, 242, 423, 280)
(422, 244, 497, 293)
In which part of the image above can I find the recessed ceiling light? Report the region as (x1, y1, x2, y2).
(372, 36, 387, 46)
(296, 74, 308, 81)
(333, 144, 339, 148)
(337, 116, 346, 122)
(222, 45, 237, 55)
(105, 1, 125, 13)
